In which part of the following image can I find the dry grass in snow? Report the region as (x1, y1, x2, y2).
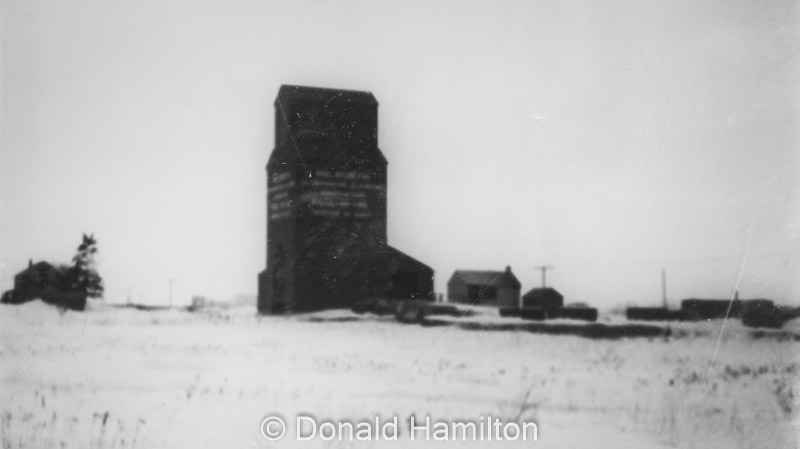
(1, 301, 798, 448)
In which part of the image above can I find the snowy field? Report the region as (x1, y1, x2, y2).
(1, 301, 798, 449)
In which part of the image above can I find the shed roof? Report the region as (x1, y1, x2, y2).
(362, 245, 434, 274)
(16, 261, 56, 276)
(449, 267, 521, 289)
(522, 287, 563, 300)
(276, 85, 378, 106)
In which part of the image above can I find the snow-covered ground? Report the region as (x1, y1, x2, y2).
(1, 301, 798, 448)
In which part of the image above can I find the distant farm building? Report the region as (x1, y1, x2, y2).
(496, 285, 599, 322)
(742, 302, 800, 328)
(1, 260, 86, 311)
(625, 298, 779, 323)
(680, 298, 735, 319)
(447, 266, 521, 307)
(625, 307, 686, 321)
(522, 287, 564, 309)
(13, 260, 62, 300)
(681, 298, 775, 320)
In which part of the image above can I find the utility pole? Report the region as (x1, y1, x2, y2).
(534, 265, 554, 288)
(661, 269, 667, 309)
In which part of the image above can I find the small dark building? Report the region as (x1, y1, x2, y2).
(681, 297, 775, 321)
(626, 307, 686, 321)
(742, 302, 799, 328)
(447, 266, 521, 307)
(522, 287, 564, 309)
(257, 85, 434, 314)
(1, 260, 86, 311)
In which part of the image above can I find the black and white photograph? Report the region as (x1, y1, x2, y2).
(1, 0, 798, 447)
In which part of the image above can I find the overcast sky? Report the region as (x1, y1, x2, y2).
(2, 0, 798, 308)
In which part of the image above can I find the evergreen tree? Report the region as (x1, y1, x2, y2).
(69, 234, 104, 298)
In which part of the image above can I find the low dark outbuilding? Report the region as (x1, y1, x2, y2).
(680, 298, 775, 320)
(522, 287, 564, 309)
(742, 302, 800, 328)
(626, 307, 687, 321)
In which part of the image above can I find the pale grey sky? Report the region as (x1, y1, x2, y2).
(2, 0, 798, 307)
